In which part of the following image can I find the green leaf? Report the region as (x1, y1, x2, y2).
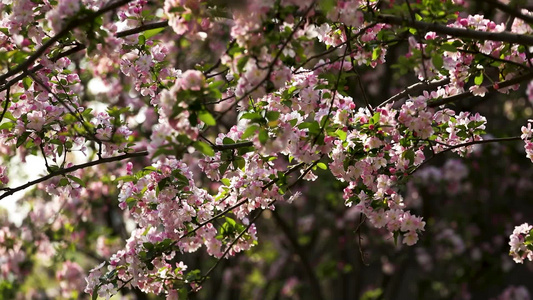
(22, 77, 32, 90)
(258, 128, 268, 144)
(440, 43, 458, 52)
(209, 80, 225, 89)
(223, 137, 235, 145)
(316, 162, 327, 170)
(319, 0, 336, 12)
(67, 175, 86, 188)
(266, 111, 280, 122)
(474, 73, 484, 85)
(335, 129, 347, 141)
(16, 131, 31, 148)
(372, 47, 381, 61)
(298, 121, 320, 134)
(193, 141, 215, 156)
(143, 27, 165, 39)
(2, 111, 16, 122)
(241, 125, 259, 139)
(403, 149, 415, 164)
(237, 56, 249, 73)
(0, 122, 14, 130)
(369, 112, 381, 125)
(198, 110, 216, 126)
(144, 166, 158, 172)
(240, 112, 262, 121)
(116, 175, 136, 183)
(233, 157, 245, 170)
(432, 55, 443, 70)
(225, 217, 236, 227)
(126, 197, 137, 209)
(219, 162, 230, 175)
(138, 35, 146, 46)
(58, 178, 69, 187)
(221, 178, 231, 186)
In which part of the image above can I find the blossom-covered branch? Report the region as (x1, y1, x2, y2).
(0, 151, 148, 200)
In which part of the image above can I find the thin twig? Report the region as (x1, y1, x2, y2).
(313, 38, 349, 145)
(200, 208, 264, 280)
(214, 1, 317, 120)
(344, 25, 373, 113)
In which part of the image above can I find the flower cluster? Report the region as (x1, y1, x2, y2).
(508, 223, 533, 264)
(521, 120, 533, 162)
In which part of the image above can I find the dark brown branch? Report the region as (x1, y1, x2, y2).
(344, 25, 373, 113)
(211, 141, 253, 151)
(200, 208, 264, 280)
(458, 47, 531, 71)
(378, 78, 450, 107)
(214, 1, 317, 118)
(28, 71, 100, 143)
(409, 136, 521, 175)
(294, 22, 378, 70)
(437, 136, 521, 153)
(0, 18, 169, 94)
(377, 14, 533, 46)
(0, 44, 86, 93)
(484, 0, 533, 25)
(428, 72, 533, 107)
(115, 21, 168, 38)
(0, 0, 134, 84)
(0, 151, 148, 200)
(313, 40, 348, 145)
(181, 162, 305, 240)
(272, 210, 325, 300)
(0, 86, 9, 123)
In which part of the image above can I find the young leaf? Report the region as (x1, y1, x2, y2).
(193, 141, 215, 156)
(258, 128, 268, 144)
(16, 131, 31, 148)
(242, 124, 259, 139)
(198, 110, 216, 126)
(67, 175, 86, 188)
(474, 73, 484, 85)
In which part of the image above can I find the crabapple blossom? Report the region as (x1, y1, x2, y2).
(509, 223, 533, 264)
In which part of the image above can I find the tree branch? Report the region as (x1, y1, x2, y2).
(0, 0, 134, 84)
(0, 44, 86, 94)
(271, 210, 325, 300)
(378, 78, 450, 107)
(211, 141, 253, 151)
(409, 136, 521, 175)
(484, 0, 533, 25)
(0, 151, 148, 200)
(428, 72, 533, 107)
(214, 1, 317, 118)
(115, 21, 168, 38)
(377, 14, 533, 46)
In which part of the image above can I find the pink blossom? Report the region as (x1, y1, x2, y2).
(179, 70, 205, 91)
